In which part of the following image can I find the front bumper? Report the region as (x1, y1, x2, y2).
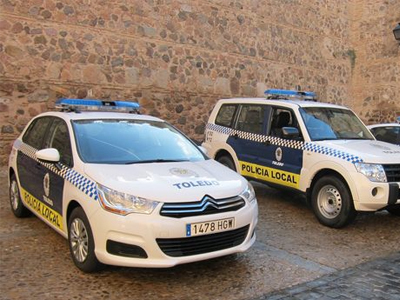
(90, 199, 258, 268)
(351, 171, 400, 211)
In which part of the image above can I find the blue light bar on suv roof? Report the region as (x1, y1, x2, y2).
(55, 98, 140, 113)
(264, 89, 317, 101)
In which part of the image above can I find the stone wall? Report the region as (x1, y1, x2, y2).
(350, 0, 400, 124)
(0, 0, 398, 166)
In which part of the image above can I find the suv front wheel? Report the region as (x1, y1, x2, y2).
(311, 175, 357, 228)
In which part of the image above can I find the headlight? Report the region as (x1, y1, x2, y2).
(240, 182, 257, 203)
(97, 184, 159, 215)
(354, 163, 387, 183)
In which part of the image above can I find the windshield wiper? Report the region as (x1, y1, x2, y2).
(125, 159, 189, 164)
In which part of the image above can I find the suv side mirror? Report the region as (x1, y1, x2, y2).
(282, 127, 300, 139)
(35, 148, 60, 163)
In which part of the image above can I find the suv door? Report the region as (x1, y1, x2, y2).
(238, 106, 303, 189)
(263, 107, 303, 189)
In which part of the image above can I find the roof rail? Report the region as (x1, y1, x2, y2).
(264, 89, 317, 101)
(55, 98, 140, 113)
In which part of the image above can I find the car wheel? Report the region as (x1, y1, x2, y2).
(217, 155, 236, 171)
(9, 174, 31, 218)
(68, 207, 102, 272)
(311, 176, 357, 228)
(386, 205, 400, 216)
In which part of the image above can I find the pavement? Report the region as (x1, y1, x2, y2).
(0, 168, 399, 299)
(260, 252, 400, 300)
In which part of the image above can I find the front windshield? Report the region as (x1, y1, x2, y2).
(300, 107, 374, 141)
(73, 119, 206, 164)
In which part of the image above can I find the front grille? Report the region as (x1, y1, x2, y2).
(156, 225, 249, 257)
(383, 164, 400, 182)
(160, 195, 245, 218)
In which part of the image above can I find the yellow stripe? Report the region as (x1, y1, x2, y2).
(20, 187, 64, 231)
(239, 161, 300, 189)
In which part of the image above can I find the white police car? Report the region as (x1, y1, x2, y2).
(202, 89, 400, 228)
(8, 99, 258, 272)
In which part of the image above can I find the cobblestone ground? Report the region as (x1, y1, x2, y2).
(259, 252, 400, 300)
(0, 169, 399, 300)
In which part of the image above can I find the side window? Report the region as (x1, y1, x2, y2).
(215, 104, 237, 128)
(22, 117, 52, 149)
(45, 119, 73, 167)
(236, 105, 265, 134)
(269, 108, 301, 139)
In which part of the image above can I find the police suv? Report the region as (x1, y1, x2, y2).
(8, 99, 258, 272)
(202, 89, 400, 228)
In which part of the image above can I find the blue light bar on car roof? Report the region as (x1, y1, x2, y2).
(264, 89, 317, 101)
(55, 98, 140, 113)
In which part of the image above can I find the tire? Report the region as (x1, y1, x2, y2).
(386, 205, 400, 216)
(217, 155, 236, 172)
(68, 207, 102, 272)
(9, 174, 31, 218)
(311, 175, 357, 228)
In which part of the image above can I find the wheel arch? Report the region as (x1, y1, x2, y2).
(215, 149, 232, 161)
(214, 147, 240, 171)
(66, 200, 82, 224)
(8, 167, 17, 184)
(306, 168, 352, 206)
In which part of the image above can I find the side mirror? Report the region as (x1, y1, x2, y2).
(35, 148, 60, 163)
(282, 127, 300, 139)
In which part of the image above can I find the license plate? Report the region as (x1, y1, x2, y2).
(186, 218, 235, 237)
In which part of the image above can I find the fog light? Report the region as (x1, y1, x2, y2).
(371, 188, 378, 197)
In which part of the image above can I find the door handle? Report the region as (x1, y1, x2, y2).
(264, 140, 271, 146)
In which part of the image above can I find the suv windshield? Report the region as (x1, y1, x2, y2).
(73, 119, 206, 164)
(300, 107, 374, 141)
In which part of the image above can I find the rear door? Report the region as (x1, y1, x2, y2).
(17, 117, 52, 203)
(17, 116, 71, 231)
(226, 104, 270, 173)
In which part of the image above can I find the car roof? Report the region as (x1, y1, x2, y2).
(35, 111, 164, 122)
(216, 98, 348, 109)
(367, 123, 400, 128)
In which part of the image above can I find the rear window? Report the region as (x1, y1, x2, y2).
(22, 117, 52, 149)
(215, 105, 237, 128)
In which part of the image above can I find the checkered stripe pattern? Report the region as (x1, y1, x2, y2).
(207, 123, 363, 164)
(304, 143, 363, 163)
(206, 123, 234, 135)
(64, 169, 98, 200)
(207, 123, 306, 149)
(15, 140, 98, 200)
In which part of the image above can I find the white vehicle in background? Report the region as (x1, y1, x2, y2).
(8, 99, 258, 272)
(367, 122, 400, 146)
(202, 89, 400, 228)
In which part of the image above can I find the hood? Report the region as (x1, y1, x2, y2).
(84, 160, 246, 203)
(314, 140, 400, 164)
